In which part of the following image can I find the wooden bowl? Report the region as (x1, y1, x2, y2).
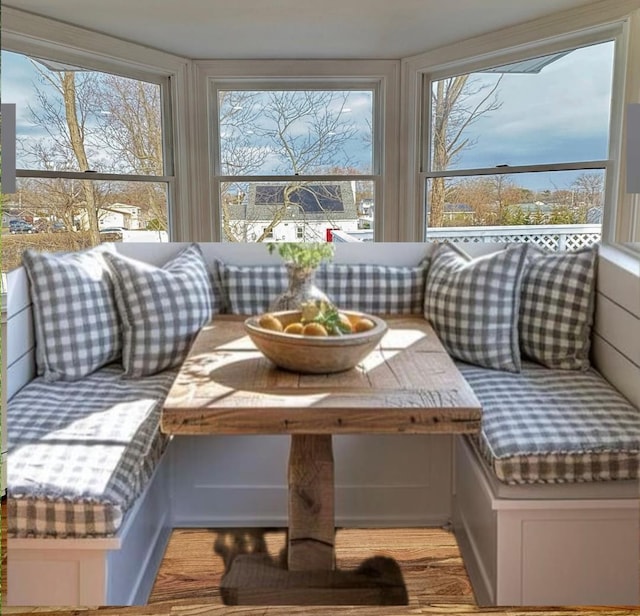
(244, 310, 387, 374)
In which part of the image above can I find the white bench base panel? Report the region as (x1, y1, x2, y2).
(453, 436, 640, 607)
(6, 447, 172, 606)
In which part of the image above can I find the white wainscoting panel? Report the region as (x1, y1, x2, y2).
(593, 251, 640, 408)
(169, 434, 452, 528)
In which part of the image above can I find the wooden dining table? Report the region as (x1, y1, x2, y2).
(162, 315, 482, 604)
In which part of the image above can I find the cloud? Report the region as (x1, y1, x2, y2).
(452, 41, 614, 170)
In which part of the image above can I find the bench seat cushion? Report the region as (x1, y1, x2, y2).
(456, 361, 640, 484)
(7, 365, 177, 538)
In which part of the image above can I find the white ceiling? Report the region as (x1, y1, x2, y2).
(6, 0, 601, 60)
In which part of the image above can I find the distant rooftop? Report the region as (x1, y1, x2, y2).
(232, 182, 358, 221)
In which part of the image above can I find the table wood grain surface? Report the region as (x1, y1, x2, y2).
(162, 315, 482, 436)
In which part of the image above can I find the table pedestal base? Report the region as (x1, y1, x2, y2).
(220, 553, 408, 605)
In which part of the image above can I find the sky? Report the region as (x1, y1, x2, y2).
(1, 39, 615, 192)
(450, 41, 614, 169)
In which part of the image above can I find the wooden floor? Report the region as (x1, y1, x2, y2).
(3, 525, 638, 615)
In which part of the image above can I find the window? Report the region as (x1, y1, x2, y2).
(1, 50, 173, 271)
(212, 85, 376, 243)
(422, 40, 615, 252)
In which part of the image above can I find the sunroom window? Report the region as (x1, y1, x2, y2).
(1, 50, 173, 272)
(423, 40, 615, 252)
(212, 86, 376, 243)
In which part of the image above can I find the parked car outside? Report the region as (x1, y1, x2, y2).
(34, 220, 66, 233)
(99, 227, 126, 234)
(9, 220, 35, 234)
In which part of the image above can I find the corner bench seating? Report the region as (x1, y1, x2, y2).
(8, 365, 177, 538)
(3, 241, 639, 607)
(454, 360, 640, 606)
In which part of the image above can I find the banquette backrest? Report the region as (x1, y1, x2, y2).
(3, 242, 638, 407)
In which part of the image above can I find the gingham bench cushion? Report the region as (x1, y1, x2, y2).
(456, 360, 640, 484)
(7, 365, 177, 538)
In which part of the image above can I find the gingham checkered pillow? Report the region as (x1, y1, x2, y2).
(317, 261, 429, 314)
(22, 245, 122, 382)
(215, 261, 289, 315)
(424, 243, 528, 372)
(104, 244, 215, 377)
(519, 245, 598, 370)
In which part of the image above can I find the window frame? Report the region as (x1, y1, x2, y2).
(1, 7, 187, 240)
(209, 79, 379, 243)
(418, 29, 622, 245)
(194, 60, 400, 241)
(401, 8, 640, 253)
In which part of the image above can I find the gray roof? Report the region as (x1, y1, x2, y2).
(230, 182, 357, 222)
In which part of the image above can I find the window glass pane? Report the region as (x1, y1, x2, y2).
(218, 90, 373, 176)
(220, 180, 374, 242)
(429, 41, 614, 171)
(2, 178, 168, 272)
(425, 170, 604, 251)
(1, 50, 164, 175)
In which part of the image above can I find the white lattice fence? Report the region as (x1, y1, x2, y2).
(427, 224, 601, 252)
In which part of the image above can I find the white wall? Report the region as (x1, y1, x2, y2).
(592, 245, 640, 408)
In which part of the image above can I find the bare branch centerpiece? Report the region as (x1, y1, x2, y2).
(268, 242, 335, 311)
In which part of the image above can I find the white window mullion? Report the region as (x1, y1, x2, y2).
(425, 160, 609, 180)
(16, 170, 175, 183)
(217, 175, 377, 184)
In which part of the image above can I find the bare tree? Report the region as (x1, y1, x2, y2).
(96, 75, 168, 228)
(429, 75, 502, 227)
(220, 91, 359, 242)
(218, 91, 271, 241)
(572, 172, 604, 209)
(23, 66, 102, 244)
(20, 62, 171, 239)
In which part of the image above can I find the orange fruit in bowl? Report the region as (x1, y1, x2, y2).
(302, 322, 329, 337)
(259, 313, 284, 332)
(354, 317, 375, 332)
(337, 313, 353, 333)
(284, 322, 304, 335)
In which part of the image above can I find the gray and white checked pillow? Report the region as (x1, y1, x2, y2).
(22, 245, 121, 382)
(424, 243, 529, 372)
(104, 244, 215, 377)
(215, 261, 289, 315)
(317, 261, 429, 314)
(519, 245, 597, 370)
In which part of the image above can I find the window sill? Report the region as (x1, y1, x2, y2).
(599, 243, 640, 277)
